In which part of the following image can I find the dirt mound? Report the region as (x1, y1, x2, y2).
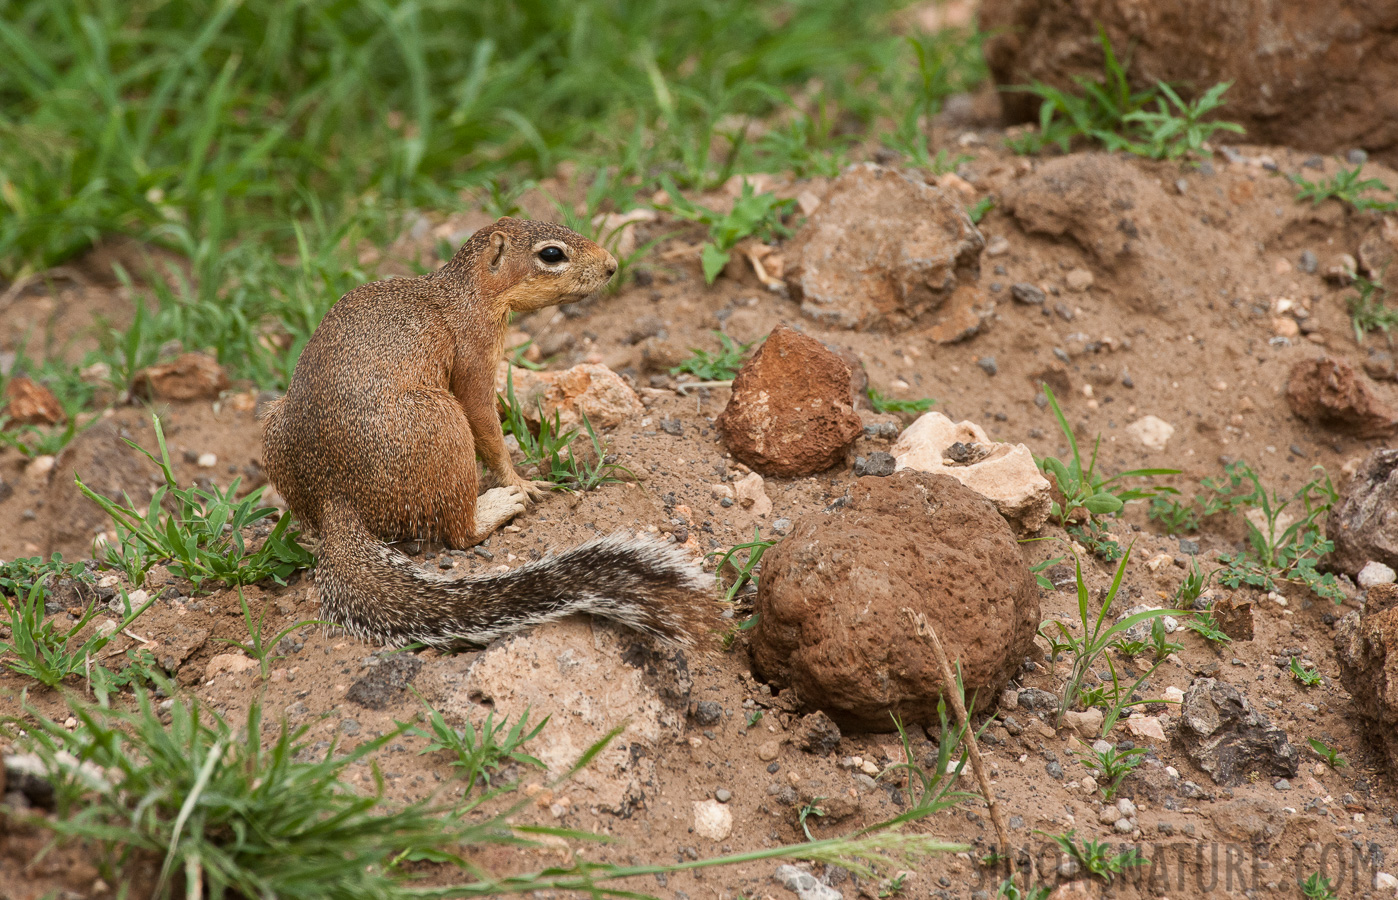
(980, 0, 1398, 165)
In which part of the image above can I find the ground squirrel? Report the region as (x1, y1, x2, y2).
(262, 217, 713, 647)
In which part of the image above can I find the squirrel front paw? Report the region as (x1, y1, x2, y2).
(509, 472, 554, 503)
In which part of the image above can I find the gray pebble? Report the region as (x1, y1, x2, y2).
(715, 788, 732, 803)
(853, 452, 896, 477)
(862, 422, 899, 440)
(1348, 149, 1368, 165)
(720, 497, 734, 508)
(660, 418, 683, 437)
(771, 517, 793, 536)
(1274, 779, 1292, 791)
(694, 700, 723, 726)
(854, 773, 878, 790)
(976, 356, 998, 376)
(1299, 250, 1318, 273)
(1178, 539, 1199, 555)
(1046, 761, 1064, 780)
(1011, 283, 1045, 305)
(1303, 155, 1325, 170)
(339, 718, 361, 736)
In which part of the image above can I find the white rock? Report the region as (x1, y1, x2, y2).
(1358, 561, 1397, 588)
(1092, 740, 1113, 755)
(1125, 416, 1175, 452)
(25, 454, 56, 478)
(732, 471, 773, 517)
(892, 412, 1052, 530)
(693, 799, 733, 841)
(1062, 708, 1104, 739)
(1125, 716, 1166, 742)
(773, 864, 843, 900)
(1164, 686, 1186, 704)
(1080, 775, 1098, 793)
(1116, 798, 1137, 817)
(1165, 766, 1180, 779)
(1065, 267, 1094, 291)
(204, 653, 258, 679)
(1114, 817, 1135, 834)
(1374, 871, 1396, 892)
(196, 452, 217, 468)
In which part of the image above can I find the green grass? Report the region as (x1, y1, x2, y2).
(1289, 657, 1323, 688)
(1182, 611, 1232, 646)
(1300, 872, 1339, 900)
(0, 581, 154, 687)
(1039, 830, 1144, 884)
(659, 177, 796, 283)
(12, 683, 969, 899)
(1006, 26, 1241, 159)
(1307, 738, 1348, 771)
(1073, 740, 1146, 801)
(78, 414, 315, 589)
(498, 367, 636, 491)
(1346, 273, 1397, 344)
(868, 387, 935, 415)
(670, 332, 756, 381)
(406, 698, 547, 793)
(1, 0, 988, 402)
(1291, 164, 1398, 213)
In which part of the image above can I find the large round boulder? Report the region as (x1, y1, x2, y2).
(748, 471, 1039, 732)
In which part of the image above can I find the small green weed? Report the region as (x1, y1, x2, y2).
(671, 332, 755, 381)
(1029, 553, 1066, 591)
(1041, 830, 1145, 884)
(1037, 385, 1177, 556)
(877, 872, 909, 898)
(1074, 741, 1146, 801)
(868, 388, 935, 416)
(995, 879, 1051, 900)
(1183, 611, 1232, 646)
(499, 369, 634, 492)
(1300, 871, 1339, 900)
(1307, 738, 1348, 770)
(878, 704, 978, 827)
(1007, 27, 1240, 160)
(966, 196, 995, 223)
(0, 417, 82, 459)
(1347, 273, 1397, 344)
(1213, 463, 1344, 603)
(1289, 657, 1323, 688)
(0, 584, 154, 687)
(0, 553, 87, 601)
(1291, 164, 1397, 213)
(214, 589, 323, 679)
(78, 416, 314, 589)
(407, 699, 547, 794)
(710, 527, 778, 604)
(1038, 548, 1181, 730)
(660, 178, 796, 283)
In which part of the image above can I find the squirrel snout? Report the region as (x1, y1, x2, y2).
(604, 253, 618, 277)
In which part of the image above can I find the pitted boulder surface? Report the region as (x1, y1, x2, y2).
(749, 471, 1038, 732)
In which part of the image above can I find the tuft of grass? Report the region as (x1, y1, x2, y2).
(406, 698, 547, 794)
(78, 415, 315, 590)
(1038, 548, 1182, 732)
(213, 589, 323, 679)
(659, 178, 796, 283)
(13, 683, 970, 899)
(1006, 27, 1240, 160)
(0, 583, 154, 688)
(1037, 385, 1177, 558)
(1291, 164, 1397, 213)
(670, 332, 756, 381)
(709, 527, 778, 605)
(1073, 740, 1146, 801)
(1347, 273, 1397, 344)
(867, 387, 935, 416)
(1040, 830, 1145, 884)
(0, 552, 87, 602)
(499, 368, 635, 492)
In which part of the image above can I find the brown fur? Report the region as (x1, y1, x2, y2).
(262, 217, 715, 647)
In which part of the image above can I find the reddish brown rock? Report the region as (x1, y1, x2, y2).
(1210, 593, 1254, 643)
(2, 376, 65, 425)
(1334, 583, 1398, 775)
(979, 0, 1398, 166)
(1285, 356, 1398, 439)
(783, 164, 984, 331)
(749, 471, 1039, 732)
(717, 325, 863, 477)
(132, 352, 230, 401)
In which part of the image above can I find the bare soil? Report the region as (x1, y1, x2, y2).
(2, 138, 1397, 899)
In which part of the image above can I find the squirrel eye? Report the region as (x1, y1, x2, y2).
(538, 246, 567, 264)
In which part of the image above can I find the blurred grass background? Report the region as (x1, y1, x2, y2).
(0, 0, 984, 403)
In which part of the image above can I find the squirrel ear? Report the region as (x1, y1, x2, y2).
(488, 230, 509, 271)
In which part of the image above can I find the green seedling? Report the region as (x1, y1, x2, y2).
(407, 699, 547, 794)
(1300, 871, 1339, 900)
(500, 368, 634, 491)
(671, 332, 755, 381)
(798, 798, 828, 841)
(1307, 738, 1348, 770)
(1347, 273, 1397, 344)
(966, 196, 995, 223)
(1291, 164, 1397, 213)
(710, 528, 778, 604)
(1183, 611, 1232, 646)
(867, 387, 935, 416)
(213, 589, 323, 679)
(1074, 741, 1146, 801)
(1289, 657, 1323, 688)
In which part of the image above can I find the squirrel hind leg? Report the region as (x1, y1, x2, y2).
(474, 485, 527, 537)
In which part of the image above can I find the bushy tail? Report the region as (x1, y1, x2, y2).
(314, 503, 715, 648)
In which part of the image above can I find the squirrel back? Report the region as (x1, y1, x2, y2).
(262, 217, 716, 647)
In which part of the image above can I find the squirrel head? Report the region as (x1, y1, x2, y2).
(454, 217, 618, 312)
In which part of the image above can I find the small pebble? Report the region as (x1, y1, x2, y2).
(1357, 561, 1396, 588)
(1299, 250, 1318, 273)
(1274, 779, 1292, 791)
(196, 452, 217, 468)
(1011, 283, 1045, 305)
(715, 788, 732, 803)
(1348, 148, 1368, 165)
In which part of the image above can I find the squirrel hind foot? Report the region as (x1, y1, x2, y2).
(476, 485, 527, 535)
